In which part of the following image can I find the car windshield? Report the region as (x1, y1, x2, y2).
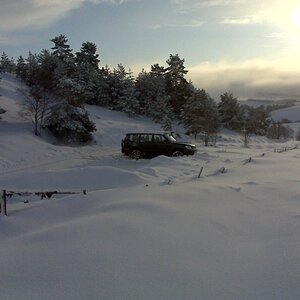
(165, 134, 177, 143)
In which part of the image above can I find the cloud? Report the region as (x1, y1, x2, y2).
(172, 0, 266, 27)
(221, 14, 263, 25)
(0, 33, 36, 46)
(188, 59, 300, 100)
(173, 0, 300, 31)
(0, 0, 129, 30)
(149, 20, 205, 30)
(171, 0, 248, 15)
(267, 32, 287, 39)
(266, 32, 296, 44)
(172, 0, 246, 7)
(0, 35, 17, 46)
(183, 20, 205, 27)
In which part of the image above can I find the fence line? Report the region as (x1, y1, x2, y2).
(198, 143, 299, 180)
(2, 144, 299, 216)
(1, 189, 87, 216)
(274, 145, 298, 153)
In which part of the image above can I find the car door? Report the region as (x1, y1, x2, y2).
(139, 134, 153, 156)
(153, 134, 169, 156)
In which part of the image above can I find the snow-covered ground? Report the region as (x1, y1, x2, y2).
(1, 74, 300, 300)
(271, 104, 300, 123)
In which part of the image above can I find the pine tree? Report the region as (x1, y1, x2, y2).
(165, 54, 191, 115)
(16, 56, 27, 80)
(35, 49, 58, 89)
(150, 64, 165, 77)
(55, 75, 85, 107)
(135, 69, 172, 124)
(105, 64, 140, 115)
(241, 105, 271, 136)
(73, 41, 102, 104)
(72, 64, 96, 104)
(115, 66, 139, 116)
(181, 89, 219, 144)
(25, 50, 54, 88)
(9, 36, 98, 143)
(49, 35, 81, 107)
(218, 91, 243, 130)
(1, 52, 9, 72)
(9, 57, 16, 73)
(0, 52, 15, 73)
(50, 34, 74, 63)
(45, 102, 96, 143)
(25, 51, 39, 86)
(50, 34, 76, 83)
(94, 65, 111, 106)
(76, 41, 100, 68)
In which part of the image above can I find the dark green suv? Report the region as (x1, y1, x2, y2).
(121, 133, 197, 159)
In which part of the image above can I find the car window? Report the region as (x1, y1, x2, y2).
(127, 134, 139, 142)
(153, 134, 165, 143)
(165, 134, 177, 142)
(140, 134, 152, 142)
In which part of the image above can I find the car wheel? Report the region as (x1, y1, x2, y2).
(130, 149, 142, 160)
(172, 150, 183, 157)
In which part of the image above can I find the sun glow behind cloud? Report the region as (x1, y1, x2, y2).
(264, 1, 300, 65)
(291, 6, 300, 27)
(188, 57, 300, 100)
(263, 1, 300, 31)
(170, 0, 300, 99)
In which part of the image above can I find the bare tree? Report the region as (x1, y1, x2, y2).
(241, 127, 250, 147)
(267, 122, 294, 140)
(295, 128, 300, 141)
(19, 87, 52, 136)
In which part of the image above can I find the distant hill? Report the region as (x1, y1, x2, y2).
(270, 104, 300, 123)
(237, 98, 300, 123)
(239, 98, 300, 108)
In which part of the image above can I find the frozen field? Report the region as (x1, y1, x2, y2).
(1, 74, 300, 300)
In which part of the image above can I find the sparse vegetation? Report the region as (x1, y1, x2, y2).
(267, 122, 294, 140)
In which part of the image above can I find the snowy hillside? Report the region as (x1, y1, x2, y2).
(268, 104, 300, 137)
(271, 104, 300, 122)
(1, 74, 300, 300)
(239, 97, 300, 134)
(239, 98, 299, 108)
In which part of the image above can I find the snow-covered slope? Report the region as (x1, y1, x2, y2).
(1, 74, 300, 300)
(271, 104, 300, 122)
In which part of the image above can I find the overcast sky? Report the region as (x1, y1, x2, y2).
(1, 0, 300, 100)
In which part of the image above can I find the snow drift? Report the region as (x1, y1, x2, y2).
(1, 74, 300, 300)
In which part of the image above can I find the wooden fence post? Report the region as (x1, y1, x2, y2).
(0, 190, 7, 216)
(220, 166, 226, 174)
(198, 167, 204, 178)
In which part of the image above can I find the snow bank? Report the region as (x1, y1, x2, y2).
(1, 73, 300, 300)
(1, 153, 300, 300)
(0, 166, 150, 191)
